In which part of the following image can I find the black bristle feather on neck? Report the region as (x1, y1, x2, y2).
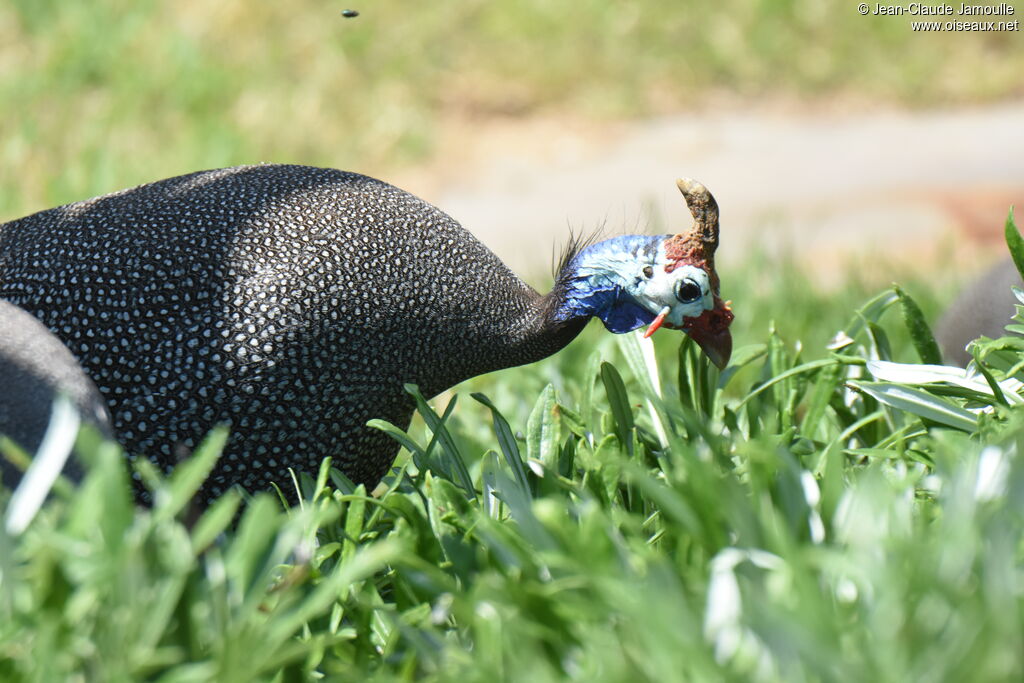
(552, 223, 607, 280)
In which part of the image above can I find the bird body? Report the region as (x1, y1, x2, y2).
(0, 164, 731, 502)
(0, 299, 111, 486)
(936, 257, 1022, 365)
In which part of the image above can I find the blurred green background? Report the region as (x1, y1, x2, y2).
(2, 0, 1022, 222)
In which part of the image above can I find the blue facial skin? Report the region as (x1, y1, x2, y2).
(555, 234, 667, 333)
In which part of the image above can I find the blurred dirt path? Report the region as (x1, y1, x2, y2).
(392, 101, 1024, 283)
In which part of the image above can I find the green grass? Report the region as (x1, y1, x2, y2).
(3, 0, 1023, 219)
(2, 218, 1022, 680)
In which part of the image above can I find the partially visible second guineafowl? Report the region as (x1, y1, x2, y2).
(0, 165, 733, 503)
(0, 299, 112, 487)
(936, 257, 1022, 366)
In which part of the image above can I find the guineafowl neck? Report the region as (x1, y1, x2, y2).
(505, 287, 590, 365)
(402, 280, 588, 401)
(418, 284, 586, 398)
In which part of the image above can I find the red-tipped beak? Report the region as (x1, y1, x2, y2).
(643, 306, 672, 339)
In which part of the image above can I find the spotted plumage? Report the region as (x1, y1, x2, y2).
(0, 164, 731, 503)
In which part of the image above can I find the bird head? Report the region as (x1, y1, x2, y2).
(556, 178, 734, 368)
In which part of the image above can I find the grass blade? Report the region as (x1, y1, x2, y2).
(894, 284, 943, 365)
(191, 489, 242, 554)
(404, 385, 476, 498)
(1005, 207, 1024, 280)
(4, 396, 80, 535)
(848, 380, 979, 432)
(472, 393, 532, 499)
(526, 384, 561, 471)
(839, 289, 900, 342)
(600, 362, 635, 457)
(153, 425, 229, 523)
(618, 331, 673, 446)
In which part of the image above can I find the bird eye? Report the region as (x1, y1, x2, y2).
(675, 278, 703, 303)
(642, 266, 654, 279)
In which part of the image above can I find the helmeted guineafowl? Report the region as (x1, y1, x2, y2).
(0, 298, 112, 486)
(936, 257, 1022, 366)
(0, 164, 732, 503)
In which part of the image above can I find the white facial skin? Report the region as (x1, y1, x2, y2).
(624, 244, 713, 326)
